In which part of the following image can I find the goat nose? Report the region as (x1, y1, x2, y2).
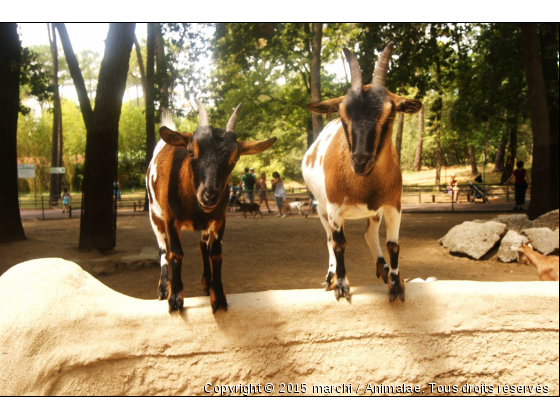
(352, 153, 370, 173)
(202, 189, 219, 204)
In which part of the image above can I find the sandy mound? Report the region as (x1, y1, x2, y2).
(0, 258, 558, 396)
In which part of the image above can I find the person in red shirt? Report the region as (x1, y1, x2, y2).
(505, 161, 530, 212)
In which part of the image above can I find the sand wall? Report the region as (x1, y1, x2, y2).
(0, 258, 558, 396)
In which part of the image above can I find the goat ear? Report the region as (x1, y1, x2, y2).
(159, 126, 193, 147)
(307, 97, 344, 115)
(238, 137, 277, 156)
(390, 93, 422, 114)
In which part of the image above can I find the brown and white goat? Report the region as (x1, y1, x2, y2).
(303, 44, 422, 302)
(147, 101, 276, 312)
(511, 244, 559, 281)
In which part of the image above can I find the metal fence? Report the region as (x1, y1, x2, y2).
(19, 183, 530, 220)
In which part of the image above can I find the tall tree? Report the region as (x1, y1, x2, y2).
(538, 23, 559, 212)
(493, 131, 507, 172)
(143, 23, 156, 212)
(154, 23, 169, 110)
(310, 23, 323, 146)
(468, 144, 479, 175)
(57, 23, 136, 250)
(413, 108, 423, 171)
(0, 23, 26, 243)
(520, 24, 555, 219)
(47, 23, 63, 200)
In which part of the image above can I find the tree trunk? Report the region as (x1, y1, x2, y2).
(468, 145, 479, 175)
(154, 23, 168, 110)
(493, 130, 507, 172)
(413, 108, 423, 171)
(520, 24, 554, 219)
(0, 23, 26, 243)
(310, 22, 323, 142)
(395, 112, 404, 163)
(433, 96, 443, 189)
(134, 36, 147, 105)
(306, 117, 314, 149)
(55, 24, 93, 132)
(143, 23, 156, 212)
(48, 23, 63, 199)
(538, 22, 559, 212)
(501, 124, 518, 184)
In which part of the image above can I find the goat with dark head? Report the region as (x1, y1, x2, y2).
(303, 44, 422, 303)
(147, 101, 276, 312)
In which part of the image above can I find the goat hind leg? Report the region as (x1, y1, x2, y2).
(166, 221, 185, 312)
(150, 211, 170, 300)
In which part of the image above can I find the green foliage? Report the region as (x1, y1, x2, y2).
(19, 46, 54, 114)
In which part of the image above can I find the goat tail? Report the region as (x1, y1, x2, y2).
(160, 108, 176, 131)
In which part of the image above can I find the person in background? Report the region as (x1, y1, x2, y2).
(257, 172, 273, 214)
(229, 183, 239, 212)
(271, 171, 286, 218)
(505, 161, 530, 212)
(241, 167, 255, 203)
(113, 180, 122, 202)
(305, 190, 317, 218)
(447, 174, 460, 203)
(62, 188, 71, 213)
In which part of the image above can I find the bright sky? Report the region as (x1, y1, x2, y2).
(19, 23, 148, 54)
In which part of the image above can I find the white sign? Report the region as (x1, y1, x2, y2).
(18, 164, 35, 179)
(50, 167, 66, 174)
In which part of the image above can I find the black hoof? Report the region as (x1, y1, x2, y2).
(376, 258, 389, 284)
(168, 292, 184, 312)
(323, 272, 335, 291)
(157, 281, 169, 300)
(334, 277, 350, 301)
(388, 273, 405, 303)
(211, 294, 228, 314)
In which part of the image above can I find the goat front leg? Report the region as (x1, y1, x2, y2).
(318, 208, 336, 290)
(149, 211, 170, 301)
(208, 220, 228, 313)
(364, 210, 389, 284)
(384, 206, 405, 303)
(166, 221, 184, 312)
(200, 232, 211, 296)
(325, 208, 349, 300)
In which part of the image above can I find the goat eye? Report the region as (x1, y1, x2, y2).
(187, 149, 195, 158)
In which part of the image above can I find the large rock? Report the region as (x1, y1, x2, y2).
(522, 228, 560, 255)
(1, 258, 558, 396)
(498, 230, 529, 263)
(439, 221, 508, 260)
(492, 214, 533, 232)
(533, 210, 559, 231)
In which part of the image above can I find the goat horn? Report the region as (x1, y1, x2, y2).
(372, 42, 394, 87)
(226, 103, 243, 132)
(194, 98, 210, 127)
(342, 48, 362, 89)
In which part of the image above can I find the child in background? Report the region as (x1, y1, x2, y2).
(271, 172, 286, 218)
(505, 161, 530, 212)
(62, 188, 71, 213)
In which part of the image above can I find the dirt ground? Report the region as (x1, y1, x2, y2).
(0, 211, 539, 301)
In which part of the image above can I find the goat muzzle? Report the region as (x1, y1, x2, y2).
(351, 153, 374, 176)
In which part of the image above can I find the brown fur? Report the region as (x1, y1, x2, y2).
(513, 245, 559, 281)
(323, 125, 402, 211)
(306, 139, 321, 168)
(151, 144, 229, 231)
